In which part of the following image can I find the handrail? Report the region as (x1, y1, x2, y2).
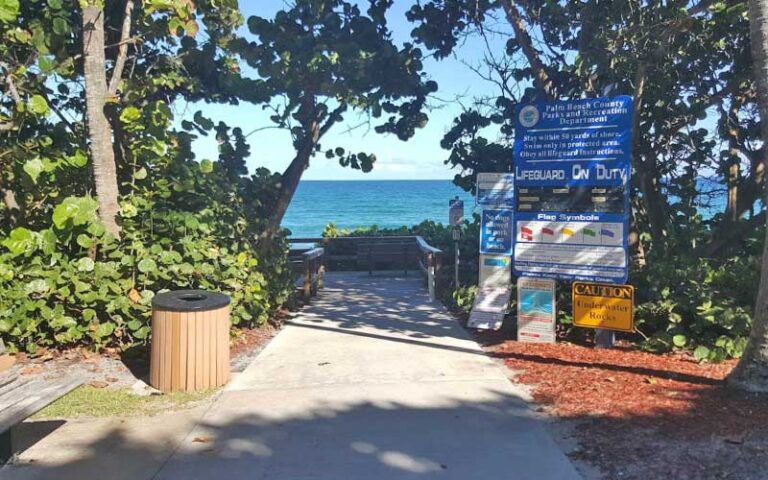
(301, 247, 325, 300)
(414, 236, 442, 302)
(303, 247, 325, 260)
(414, 236, 441, 255)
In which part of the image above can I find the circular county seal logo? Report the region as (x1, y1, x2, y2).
(518, 105, 540, 128)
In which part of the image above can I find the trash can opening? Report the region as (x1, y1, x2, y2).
(152, 289, 230, 312)
(178, 293, 206, 302)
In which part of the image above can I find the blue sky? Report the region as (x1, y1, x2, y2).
(181, 1, 506, 181)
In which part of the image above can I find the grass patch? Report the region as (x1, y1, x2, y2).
(34, 386, 218, 419)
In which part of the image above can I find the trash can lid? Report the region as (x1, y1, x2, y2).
(152, 290, 231, 312)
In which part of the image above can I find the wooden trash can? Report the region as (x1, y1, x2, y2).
(149, 290, 231, 393)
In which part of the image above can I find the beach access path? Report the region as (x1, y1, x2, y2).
(3, 272, 581, 480)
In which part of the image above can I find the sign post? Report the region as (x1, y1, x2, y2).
(452, 226, 461, 287)
(512, 96, 633, 345)
(449, 196, 464, 226)
(449, 197, 464, 288)
(468, 174, 515, 331)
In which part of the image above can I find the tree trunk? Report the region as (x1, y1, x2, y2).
(264, 121, 320, 236)
(82, 5, 121, 239)
(728, 0, 768, 392)
(267, 153, 310, 234)
(631, 63, 668, 252)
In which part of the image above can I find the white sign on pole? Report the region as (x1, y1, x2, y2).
(476, 173, 515, 208)
(449, 197, 464, 226)
(517, 277, 556, 343)
(479, 254, 512, 288)
(468, 287, 509, 330)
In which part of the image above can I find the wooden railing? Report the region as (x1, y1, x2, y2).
(288, 236, 443, 301)
(289, 247, 325, 300)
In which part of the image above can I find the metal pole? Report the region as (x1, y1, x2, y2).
(595, 329, 615, 348)
(451, 225, 461, 288)
(428, 252, 436, 302)
(454, 240, 460, 288)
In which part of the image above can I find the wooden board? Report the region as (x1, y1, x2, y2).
(0, 377, 82, 433)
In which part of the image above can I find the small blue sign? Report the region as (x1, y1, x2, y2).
(513, 96, 632, 284)
(480, 209, 514, 255)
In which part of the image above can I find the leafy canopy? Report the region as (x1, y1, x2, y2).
(231, 0, 438, 171)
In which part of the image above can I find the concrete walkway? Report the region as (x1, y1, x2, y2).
(3, 272, 581, 480)
(156, 272, 580, 480)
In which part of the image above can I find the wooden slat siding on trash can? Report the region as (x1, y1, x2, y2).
(150, 290, 231, 393)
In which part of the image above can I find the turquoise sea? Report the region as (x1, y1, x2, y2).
(283, 180, 477, 238)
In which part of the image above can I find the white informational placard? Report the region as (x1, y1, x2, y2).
(476, 173, 515, 208)
(448, 197, 464, 226)
(514, 217, 625, 282)
(468, 287, 510, 330)
(517, 277, 556, 343)
(479, 254, 512, 288)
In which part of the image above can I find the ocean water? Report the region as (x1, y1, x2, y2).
(283, 180, 477, 238)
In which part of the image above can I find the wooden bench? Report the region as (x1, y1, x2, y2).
(0, 372, 82, 462)
(356, 241, 415, 275)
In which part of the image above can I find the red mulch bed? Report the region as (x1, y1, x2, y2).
(479, 337, 768, 479)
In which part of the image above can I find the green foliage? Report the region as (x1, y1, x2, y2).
(231, 0, 437, 171)
(452, 285, 478, 314)
(0, 153, 293, 352)
(0, 1, 295, 353)
(633, 251, 757, 361)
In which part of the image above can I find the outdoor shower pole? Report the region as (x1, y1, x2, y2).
(452, 226, 461, 288)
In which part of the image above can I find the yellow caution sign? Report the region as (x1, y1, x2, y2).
(572, 282, 634, 333)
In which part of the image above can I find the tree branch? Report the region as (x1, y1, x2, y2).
(108, 0, 134, 96)
(319, 104, 347, 138)
(499, 0, 555, 100)
(701, 210, 766, 257)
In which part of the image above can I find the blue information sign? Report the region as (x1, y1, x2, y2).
(513, 96, 632, 283)
(480, 209, 514, 255)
